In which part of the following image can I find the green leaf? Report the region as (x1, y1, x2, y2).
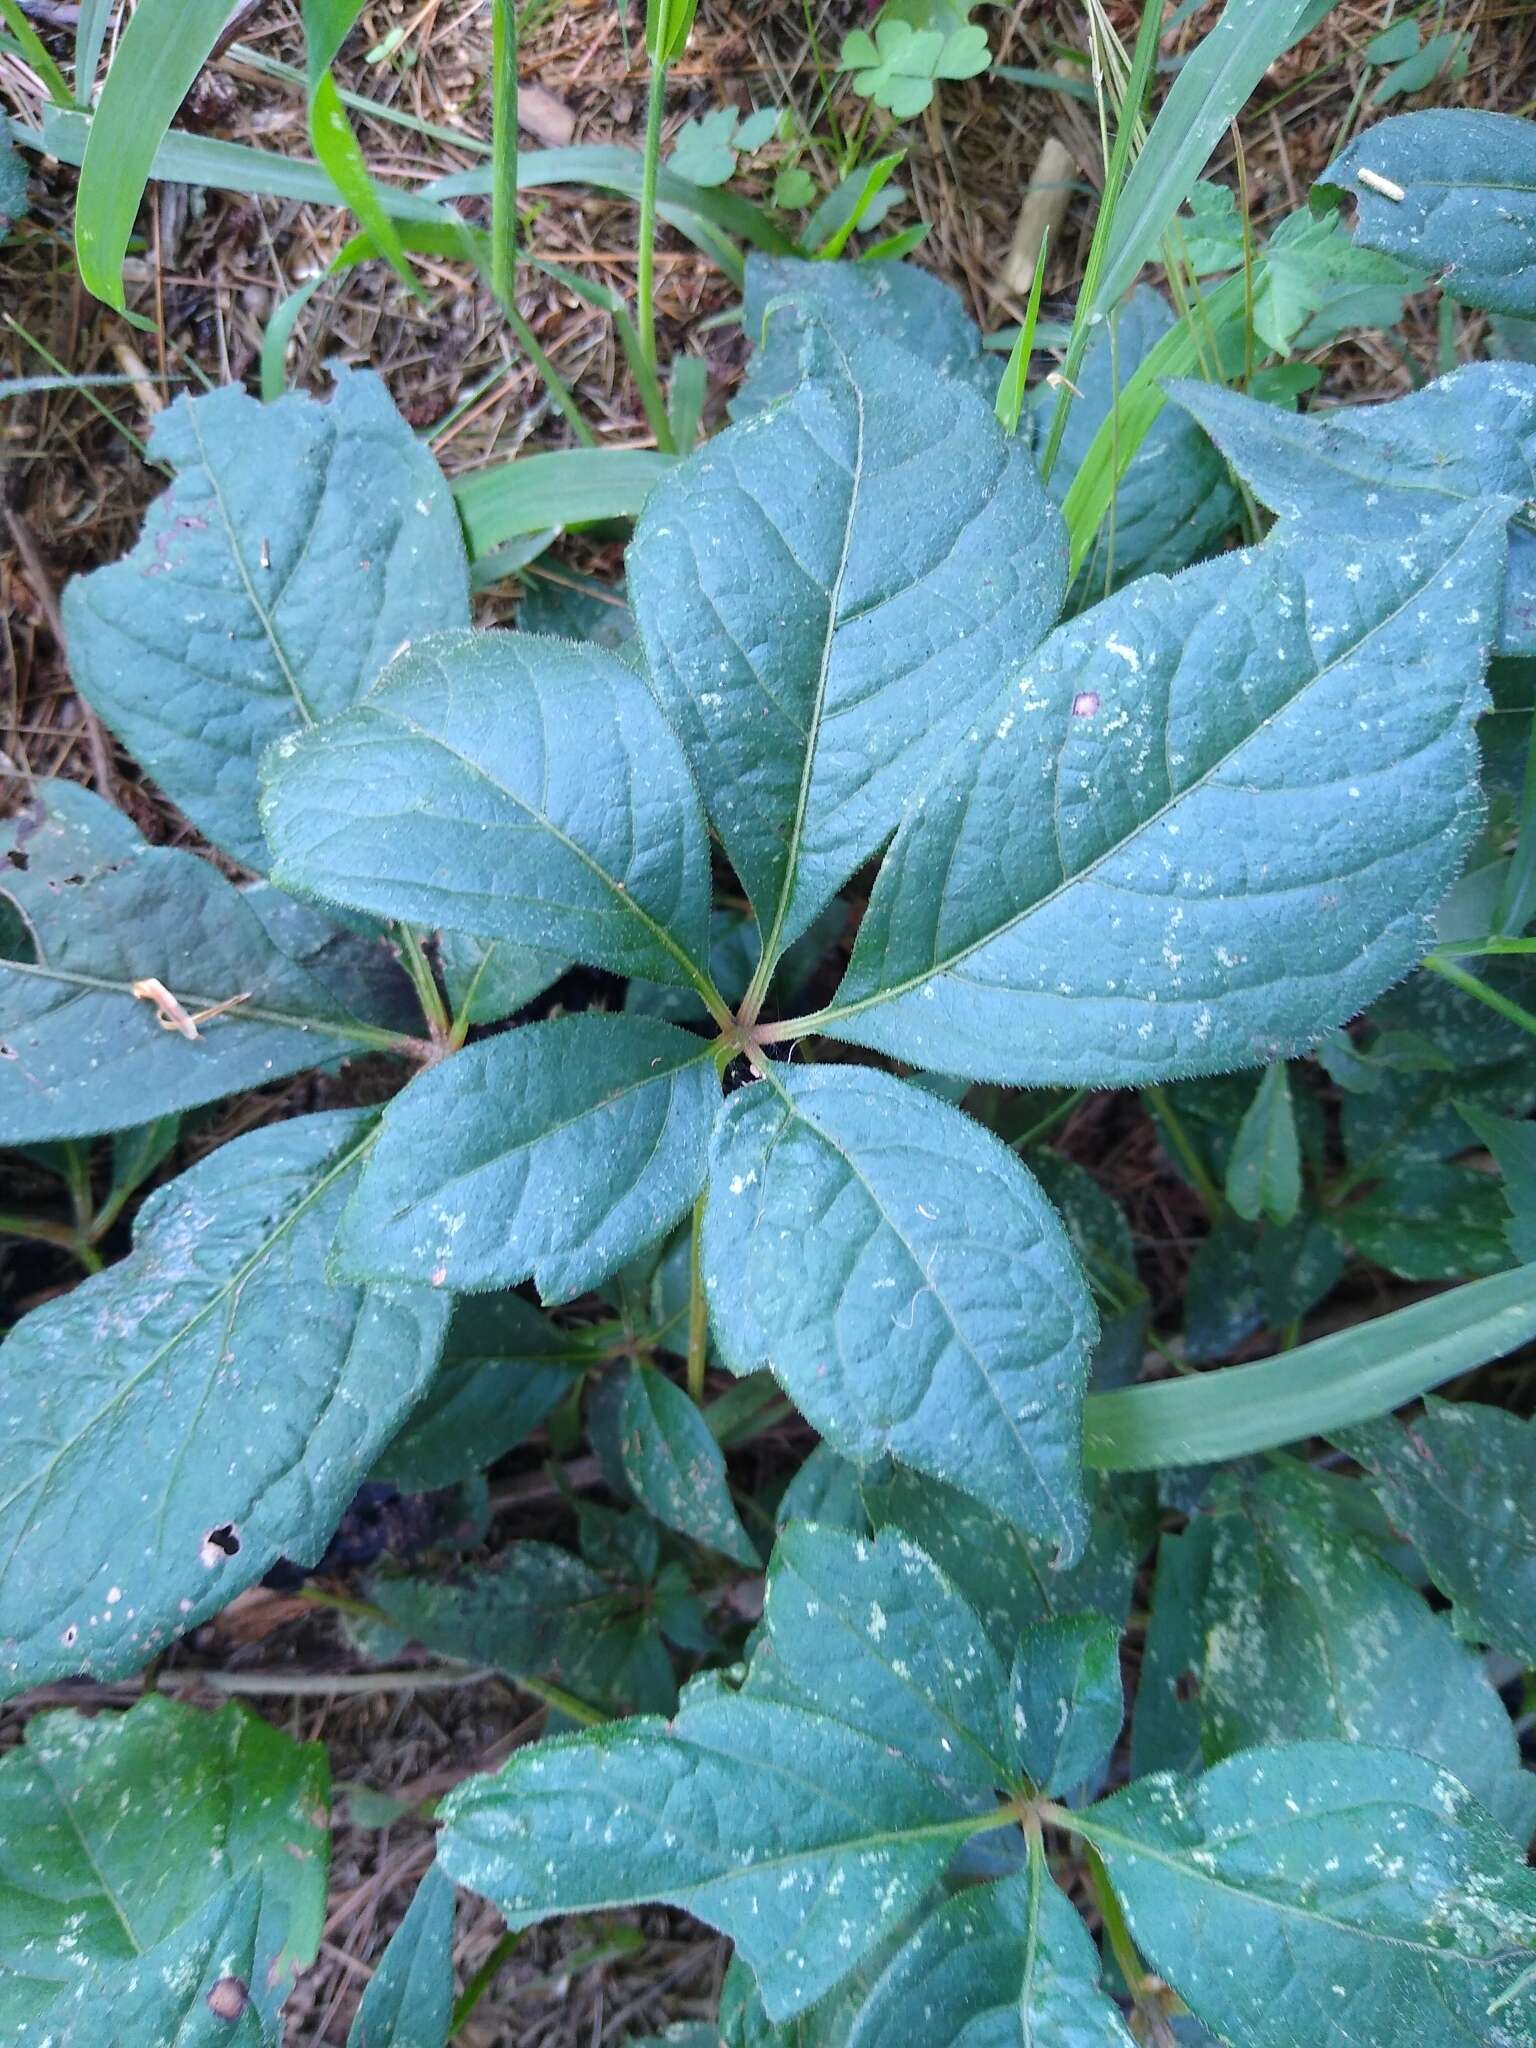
(366, 1541, 673, 1714)
(669, 107, 741, 188)
(1460, 1102, 1536, 1259)
(1083, 1261, 1536, 1471)
(748, 1521, 1015, 1794)
(0, 1695, 328, 2036)
(734, 252, 994, 416)
(344, 1864, 454, 2048)
(1339, 1159, 1514, 1279)
(819, 508, 1508, 1084)
(453, 448, 677, 561)
(607, 1361, 757, 1564)
(1225, 1064, 1302, 1226)
(437, 1694, 981, 2020)
(628, 326, 1065, 968)
(1076, 1741, 1536, 2048)
(1129, 1519, 1214, 1777)
(846, 1858, 1136, 2048)
(1254, 204, 1421, 354)
(372, 1292, 589, 1493)
(1168, 364, 1536, 657)
(0, 781, 402, 1145)
(863, 1467, 1146, 1647)
(1325, 109, 1536, 317)
(1339, 1400, 1536, 1665)
(704, 1065, 1097, 1555)
(1008, 1614, 1123, 1795)
(261, 630, 716, 991)
(63, 367, 469, 868)
(335, 1016, 716, 1300)
(0, 137, 26, 241)
(0, 1109, 450, 1696)
(1190, 1466, 1527, 1832)
(1041, 287, 1239, 593)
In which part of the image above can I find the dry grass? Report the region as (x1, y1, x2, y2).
(2, 2, 1534, 2040)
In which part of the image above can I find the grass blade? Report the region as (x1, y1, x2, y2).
(453, 448, 677, 559)
(73, 0, 231, 310)
(74, 0, 115, 105)
(1083, 1264, 1536, 1470)
(0, 0, 71, 105)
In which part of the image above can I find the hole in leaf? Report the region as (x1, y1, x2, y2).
(200, 1523, 241, 1566)
(205, 1978, 249, 2023)
(1175, 1667, 1201, 1703)
(4, 850, 26, 870)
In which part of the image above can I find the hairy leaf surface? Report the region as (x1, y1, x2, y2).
(437, 1692, 981, 2019)
(704, 1066, 1097, 1555)
(1078, 1742, 1536, 2048)
(0, 1697, 327, 2036)
(334, 1016, 717, 1300)
(0, 1110, 450, 1696)
(607, 1361, 758, 1564)
(1326, 110, 1536, 316)
(0, 781, 396, 1143)
(821, 510, 1505, 1084)
(261, 630, 714, 987)
(62, 366, 469, 867)
(629, 326, 1066, 966)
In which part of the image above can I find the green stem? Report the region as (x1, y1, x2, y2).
(1142, 1084, 1224, 1219)
(1083, 1845, 1155, 2009)
(490, 0, 519, 308)
(637, 55, 670, 371)
(1423, 954, 1536, 1039)
(0, 1212, 102, 1273)
(451, 1931, 521, 2038)
(1038, 0, 1164, 484)
(396, 925, 451, 1041)
(514, 1673, 610, 1726)
(1009, 1087, 1087, 1155)
(686, 1193, 709, 1403)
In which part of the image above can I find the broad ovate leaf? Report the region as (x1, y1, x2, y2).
(261, 629, 714, 989)
(62, 365, 469, 868)
(0, 780, 402, 1144)
(628, 325, 1066, 967)
(820, 508, 1506, 1084)
(437, 1692, 982, 2020)
(0, 1109, 450, 1696)
(1325, 109, 1536, 317)
(847, 1860, 1136, 2048)
(1168, 364, 1536, 654)
(344, 1864, 454, 2048)
(0, 1696, 327, 2036)
(704, 1066, 1097, 1556)
(1078, 1741, 1536, 2048)
(1339, 1400, 1536, 1666)
(333, 1015, 717, 1301)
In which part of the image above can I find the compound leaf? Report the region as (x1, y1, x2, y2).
(1325, 109, 1536, 317)
(0, 1109, 450, 1697)
(261, 630, 714, 990)
(334, 1016, 717, 1301)
(437, 1692, 982, 2020)
(748, 1521, 1014, 1795)
(628, 326, 1065, 970)
(1008, 1613, 1124, 1795)
(345, 1864, 454, 2048)
(1339, 1400, 1536, 1666)
(822, 509, 1506, 1084)
(704, 1065, 1097, 1557)
(608, 1361, 758, 1565)
(0, 1696, 328, 2037)
(1078, 1741, 1536, 2048)
(0, 780, 400, 1144)
(63, 367, 469, 868)
(846, 1858, 1136, 2048)
(1168, 364, 1536, 655)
